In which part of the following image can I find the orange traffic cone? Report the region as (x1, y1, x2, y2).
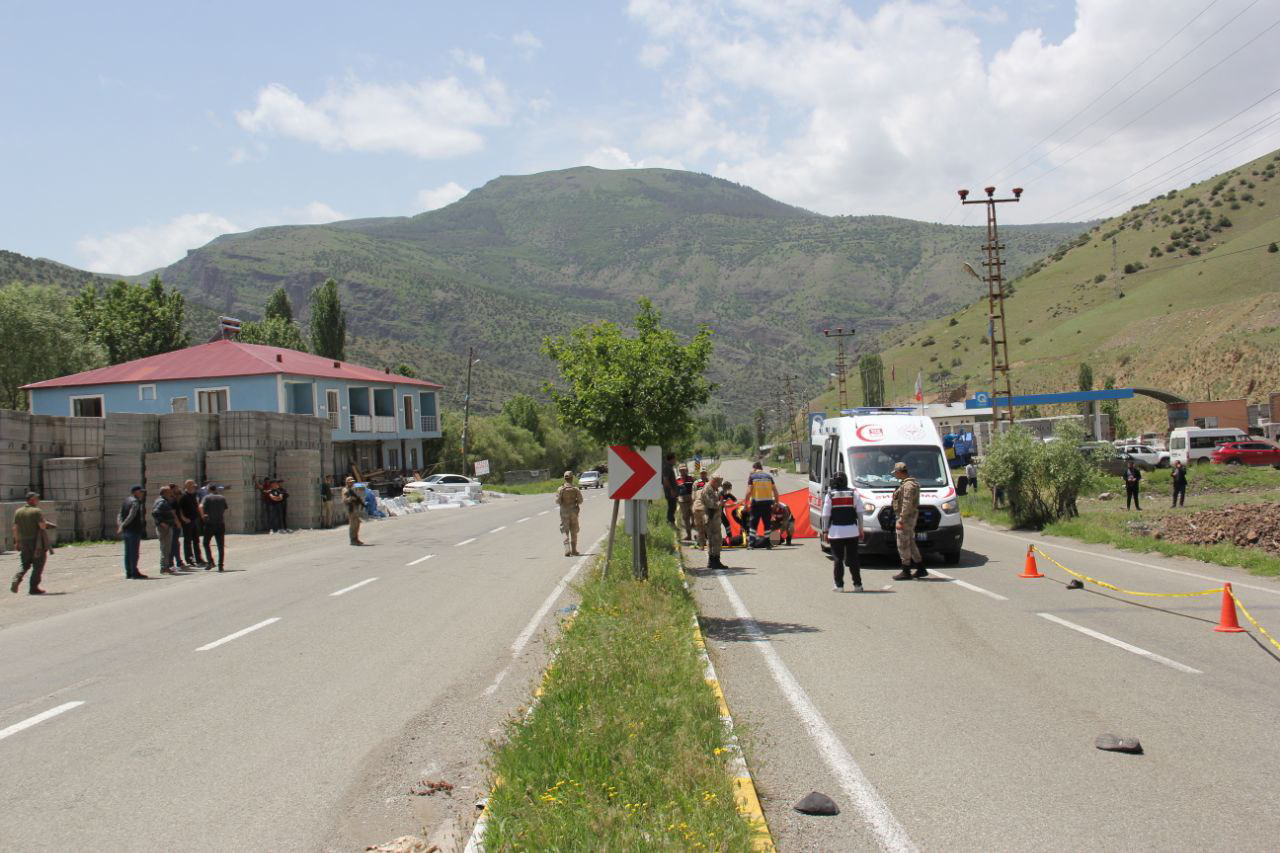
(1020, 545, 1044, 579)
(1215, 583, 1246, 633)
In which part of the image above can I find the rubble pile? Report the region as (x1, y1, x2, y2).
(1160, 503, 1280, 555)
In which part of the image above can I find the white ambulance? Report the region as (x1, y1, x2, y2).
(808, 409, 964, 564)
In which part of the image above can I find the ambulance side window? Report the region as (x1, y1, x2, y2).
(809, 445, 822, 482)
(824, 436, 839, 487)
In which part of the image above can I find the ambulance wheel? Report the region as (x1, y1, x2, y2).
(943, 549, 961, 565)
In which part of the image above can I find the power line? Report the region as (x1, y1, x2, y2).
(990, 0, 1226, 182)
(1024, 11, 1280, 187)
(1127, 240, 1279, 277)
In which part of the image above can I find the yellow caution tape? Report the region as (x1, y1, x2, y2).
(1227, 587, 1280, 654)
(1032, 547, 1222, 598)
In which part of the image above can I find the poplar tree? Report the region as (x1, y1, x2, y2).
(309, 278, 347, 360)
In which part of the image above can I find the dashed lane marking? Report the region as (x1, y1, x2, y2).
(330, 578, 378, 597)
(489, 526, 506, 534)
(516, 517, 531, 524)
(0, 701, 85, 742)
(195, 618, 281, 652)
(536, 510, 550, 516)
(930, 570, 1009, 601)
(455, 537, 477, 547)
(1037, 613, 1202, 674)
(406, 554, 436, 566)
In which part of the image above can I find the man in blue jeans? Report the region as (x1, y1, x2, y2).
(746, 461, 779, 546)
(117, 485, 149, 579)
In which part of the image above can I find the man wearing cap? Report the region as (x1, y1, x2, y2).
(10, 491, 53, 594)
(891, 462, 927, 580)
(342, 477, 365, 545)
(697, 474, 726, 569)
(200, 484, 229, 571)
(152, 485, 178, 574)
(555, 471, 583, 556)
(118, 485, 149, 579)
(676, 464, 696, 541)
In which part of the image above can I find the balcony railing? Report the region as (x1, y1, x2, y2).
(327, 410, 340, 430)
(420, 415, 438, 433)
(350, 414, 372, 433)
(373, 415, 397, 433)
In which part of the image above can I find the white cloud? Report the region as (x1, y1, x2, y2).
(583, 145, 685, 170)
(622, 0, 1280, 223)
(415, 182, 470, 211)
(235, 73, 511, 159)
(228, 141, 268, 165)
(76, 201, 349, 275)
(449, 49, 487, 74)
(512, 30, 543, 54)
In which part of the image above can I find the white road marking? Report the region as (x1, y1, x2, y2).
(714, 571, 917, 853)
(537, 510, 550, 516)
(330, 577, 378, 597)
(195, 618, 281, 652)
(516, 516, 531, 524)
(0, 701, 85, 742)
(930, 570, 1009, 601)
(1037, 613, 1202, 674)
(406, 554, 436, 566)
(974, 524, 1280, 597)
(489, 526, 506, 534)
(482, 670, 507, 697)
(455, 537, 477, 547)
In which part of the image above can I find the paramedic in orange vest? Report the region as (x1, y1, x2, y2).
(821, 472, 865, 592)
(746, 461, 778, 544)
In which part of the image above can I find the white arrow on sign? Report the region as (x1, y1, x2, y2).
(606, 445, 664, 501)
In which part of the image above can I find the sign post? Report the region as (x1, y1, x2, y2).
(473, 459, 490, 478)
(607, 445, 663, 580)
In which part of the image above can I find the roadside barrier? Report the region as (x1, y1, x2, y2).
(1027, 545, 1280, 653)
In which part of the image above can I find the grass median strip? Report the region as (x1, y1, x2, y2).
(482, 508, 758, 851)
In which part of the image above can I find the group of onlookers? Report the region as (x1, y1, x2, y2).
(117, 479, 231, 579)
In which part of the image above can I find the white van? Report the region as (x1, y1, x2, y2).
(1168, 427, 1247, 466)
(808, 410, 963, 564)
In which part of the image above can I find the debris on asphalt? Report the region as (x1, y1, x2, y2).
(364, 836, 438, 853)
(1095, 734, 1144, 754)
(793, 791, 840, 815)
(409, 779, 454, 797)
(1066, 579, 1084, 590)
(1160, 504, 1280, 555)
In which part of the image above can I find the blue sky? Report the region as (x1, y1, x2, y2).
(3, 0, 1277, 274)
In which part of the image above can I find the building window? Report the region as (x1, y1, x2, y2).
(326, 389, 340, 430)
(171, 397, 189, 413)
(196, 388, 229, 413)
(387, 448, 400, 471)
(70, 395, 104, 417)
(409, 447, 418, 470)
(284, 381, 314, 415)
(138, 384, 157, 401)
(403, 394, 415, 431)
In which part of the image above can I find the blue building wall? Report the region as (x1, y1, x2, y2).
(29, 373, 443, 450)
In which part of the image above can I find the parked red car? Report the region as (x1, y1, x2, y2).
(1210, 441, 1280, 468)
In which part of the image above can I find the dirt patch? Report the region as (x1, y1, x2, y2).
(1160, 503, 1280, 555)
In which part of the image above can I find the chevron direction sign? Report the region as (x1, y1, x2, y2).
(607, 445, 663, 501)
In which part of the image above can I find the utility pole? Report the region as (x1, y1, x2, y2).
(461, 346, 476, 473)
(782, 374, 801, 469)
(959, 186, 1021, 435)
(823, 327, 856, 412)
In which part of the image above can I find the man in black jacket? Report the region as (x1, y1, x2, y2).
(152, 486, 178, 574)
(118, 485, 148, 579)
(1124, 460, 1142, 511)
(1171, 460, 1188, 507)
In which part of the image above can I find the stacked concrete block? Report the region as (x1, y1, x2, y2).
(100, 414, 161, 539)
(0, 499, 67, 552)
(143, 450, 199, 538)
(206, 450, 262, 534)
(159, 413, 218, 476)
(65, 417, 105, 457)
(0, 410, 32, 500)
(28, 414, 65, 495)
(217, 411, 274, 477)
(274, 449, 323, 529)
(42, 457, 103, 540)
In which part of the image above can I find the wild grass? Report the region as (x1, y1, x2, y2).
(488, 479, 570, 495)
(482, 506, 757, 851)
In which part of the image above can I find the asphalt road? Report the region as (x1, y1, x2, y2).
(0, 488, 613, 851)
(691, 460, 1280, 852)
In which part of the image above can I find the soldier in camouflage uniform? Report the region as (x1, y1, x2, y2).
(555, 470, 583, 556)
(697, 474, 726, 569)
(891, 461, 927, 580)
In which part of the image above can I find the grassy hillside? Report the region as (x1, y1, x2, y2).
(147, 167, 1082, 415)
(815, 149, 1280, 432)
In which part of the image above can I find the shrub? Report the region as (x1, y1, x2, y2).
(1269, 243, 1278, 253)
(948, 317, 958, 326)
(1093, 273, 1107, 283)
(981, 422, 1101, 528)
(920, 336, 935, 347)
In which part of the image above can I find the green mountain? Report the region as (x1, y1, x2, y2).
(833, 148, 1280, 432)
(147, 167, 1082, 414)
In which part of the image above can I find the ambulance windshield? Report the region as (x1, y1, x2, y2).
(849, 446, 949, 489)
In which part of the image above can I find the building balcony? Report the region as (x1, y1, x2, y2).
(373, 415, 397, 433)
(421, 415, 438, 433)
(350, 414, 372, 433)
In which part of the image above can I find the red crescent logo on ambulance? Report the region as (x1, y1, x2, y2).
(855, 425, 885, 442)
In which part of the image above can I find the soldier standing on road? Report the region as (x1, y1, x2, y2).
(691, 475, 708, 548)
(677, 464, 695, 542)
(555, 470, 583, 556)
(1171, 460, 1188, 508)
(1124, 460, 1142, 511)
(698, 474, 726, 569)
(342, 477, 365, 546)
(891, 462, 927, 580)
(9, 492, 52, 595)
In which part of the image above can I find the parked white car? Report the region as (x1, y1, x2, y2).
(578, 470, 604, 489)
(403, 474, 484, 498)
(1119, 444, 1169, 468)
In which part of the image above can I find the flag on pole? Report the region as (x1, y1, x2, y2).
(914, 370, 923, 403)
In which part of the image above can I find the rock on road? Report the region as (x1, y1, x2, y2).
(0, 491, 612, 851)
(691, 460, 1280, 851)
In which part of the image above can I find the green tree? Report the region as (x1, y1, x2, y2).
(541, 298, 714, 450)
(309, 278, 347, 360)
(981, 422, 1100, 528)
(503, 393, 545, 443)
(393, 363, 418, 378)
(73, 276, 189, 365)
(859, 354, 885, 407)
(239, 316, 308, 351)
(1077, 362, 1094, 416)
(264, 286, 294, 323)
(1100, 376, 1128, 439)
(734, 423, 753, 450)
(0, 283, 101, 409)
(753, 408, 767, 450)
